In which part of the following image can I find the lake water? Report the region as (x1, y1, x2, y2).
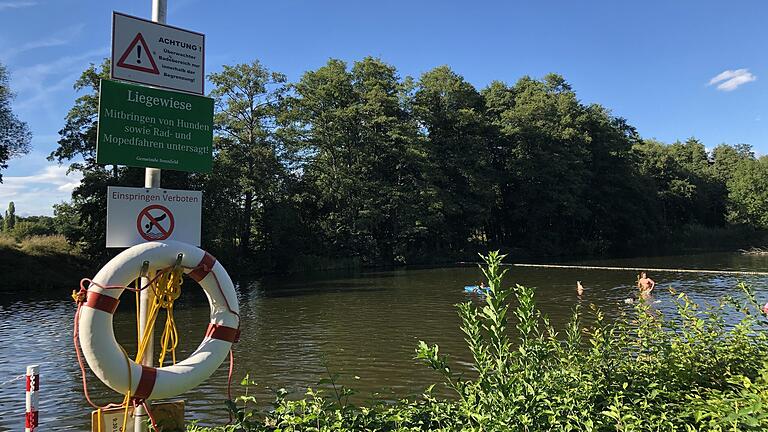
(1, 252, 766, 430)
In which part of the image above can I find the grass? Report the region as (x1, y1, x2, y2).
(0, 233, 87, 292)
(0, 233, 15, 250)
(19, 234, 73, 256)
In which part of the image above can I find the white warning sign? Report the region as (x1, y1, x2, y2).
(106, 186, 202, 248)
(111, 12, 205, 95)
(116, 33, 159, 75)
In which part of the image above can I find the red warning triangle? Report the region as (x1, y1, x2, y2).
(116, 33, 159, 75)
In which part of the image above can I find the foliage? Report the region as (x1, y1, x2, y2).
(0, 231, 85, 292)
(19, 234, 73, 256)
(634, 138, 727, 230)
(45, 58, 768, 271)
(11, 216, 57, 241)
(3, 201, 15, 232)
(0, 62, 31, 182)
(726, 157, 768, 229)
(412, 66, 492, 253)
(0, 201, 79, 254)
(207, 61, 290, 264)
(0, 203, 83, 291)
(192, 253, 768, 431)
(283, 57, 433, 264)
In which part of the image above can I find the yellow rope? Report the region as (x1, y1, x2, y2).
(118, 345, 133, 432)
(134, 263, 183, 366)
(155, 264, 183, 366)
(118, 260, 184, 430)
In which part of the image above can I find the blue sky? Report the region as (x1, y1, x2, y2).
(1, 0, 766, 216)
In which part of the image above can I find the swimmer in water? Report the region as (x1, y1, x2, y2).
(637, 271, 655, 300)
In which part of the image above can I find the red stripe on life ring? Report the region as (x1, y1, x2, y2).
(84, 292, 120, 314)
(133, 365, 157, 401)
(189, 252, 217, 282)
(205, 323, 240, 343)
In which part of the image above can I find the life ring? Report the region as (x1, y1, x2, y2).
(78, 240, 240, 401)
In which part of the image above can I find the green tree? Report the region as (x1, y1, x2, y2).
(413, 66, 493, 252)
(634, 138, 726, 230)
(285, 57, 432, 263)
(711, 143, 757, 225)
(0, 63, 31, 182)
(670, 138, 725, 226)
(208, 61, 289, 262)
(711, 143, 754, 184)
(53, 201, 84, 245)
(3, 201, 16, 232)
(483, 75, 593, 252)
(580, 106, 653, 252)
(727, 157, 768, 228)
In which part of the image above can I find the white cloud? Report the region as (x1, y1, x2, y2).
(0, 24, 86, 60)
(0, 165, 82, 216)
(708, 68, 756, 91)
(0, 1, 36, 10)
(10, 47, 108, 121)
(11, 47, 108, 91)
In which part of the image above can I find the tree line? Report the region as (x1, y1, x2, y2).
(43, 58, 768, 273)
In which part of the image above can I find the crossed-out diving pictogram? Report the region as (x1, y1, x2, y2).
(137, 204, 175, 241)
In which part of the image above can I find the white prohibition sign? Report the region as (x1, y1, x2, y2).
(106, 186, 202, 248)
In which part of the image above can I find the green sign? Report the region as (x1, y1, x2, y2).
(97, 79, 213, 172)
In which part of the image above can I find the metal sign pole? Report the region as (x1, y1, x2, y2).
(136, 3, 165, 431)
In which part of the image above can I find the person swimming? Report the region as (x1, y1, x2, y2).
(637, 272, 655, 293)
(576, 281, 584, 296)
(636, 271, 656, 301)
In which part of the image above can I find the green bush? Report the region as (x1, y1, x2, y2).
(11, 217, 57, 241)
(191, 252, 768, 431)
(19, 234, 74, 256)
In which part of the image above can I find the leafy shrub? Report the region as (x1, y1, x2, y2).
(19, 234, 74, 256)
(11, 217, 57, 241)
(192, 252, 768, 431)
(417, 252, 768, 430)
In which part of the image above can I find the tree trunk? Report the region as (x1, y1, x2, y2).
(241, 191, 253, 259)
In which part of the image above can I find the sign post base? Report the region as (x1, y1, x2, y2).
(91, 400, 185, 432)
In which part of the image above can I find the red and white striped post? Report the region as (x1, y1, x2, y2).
(25, 365, 39, 432)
